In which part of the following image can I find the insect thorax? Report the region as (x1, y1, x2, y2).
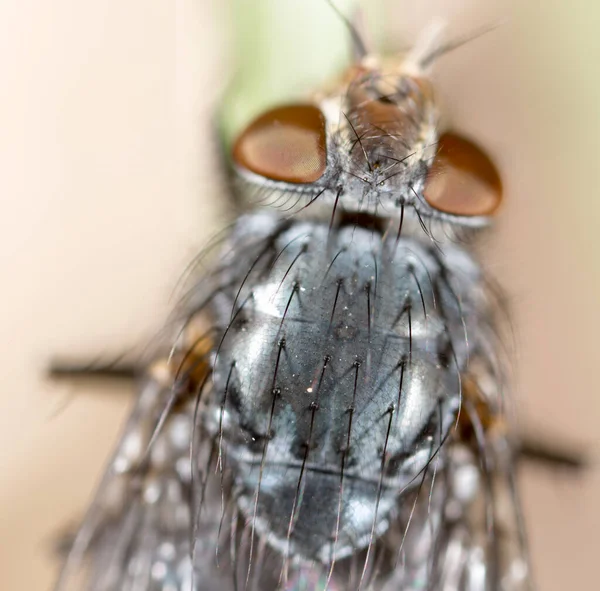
(195, 210, 491, 575)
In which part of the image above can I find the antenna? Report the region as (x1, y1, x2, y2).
(326, 0, 368, 61)
(419, 21, 503, 69)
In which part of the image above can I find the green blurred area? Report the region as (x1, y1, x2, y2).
(220, 0, 382, 146)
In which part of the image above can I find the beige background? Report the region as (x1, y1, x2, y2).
(1, 1, 598, 590)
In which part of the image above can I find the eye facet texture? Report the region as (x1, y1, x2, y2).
(423, 132, 502, 217)
(232, 104, 327, 184)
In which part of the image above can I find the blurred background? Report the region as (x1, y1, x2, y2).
(1, 0, 598, 589)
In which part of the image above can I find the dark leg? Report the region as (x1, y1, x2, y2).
(48, 357, 139, 382)
(518, 436, 588, 471)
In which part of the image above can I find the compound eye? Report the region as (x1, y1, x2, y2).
(232, 104, 327, 184)
(423, 133, 502, 217)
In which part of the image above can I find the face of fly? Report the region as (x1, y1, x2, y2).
(232, 44, 503, 228)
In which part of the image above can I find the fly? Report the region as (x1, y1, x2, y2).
(53, 7, 545, 591)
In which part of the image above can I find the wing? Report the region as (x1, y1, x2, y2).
(53, 344, 232, 591)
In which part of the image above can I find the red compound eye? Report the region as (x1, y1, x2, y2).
(423, 132, 502, 217)
(232, 104, 327, 184)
